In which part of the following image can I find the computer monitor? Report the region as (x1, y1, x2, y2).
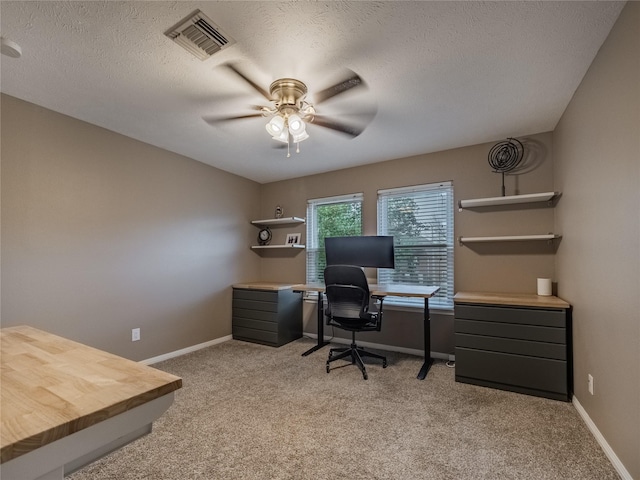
(324, 236, 395, 269)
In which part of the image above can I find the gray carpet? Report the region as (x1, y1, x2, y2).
(69, 338, 619, 479)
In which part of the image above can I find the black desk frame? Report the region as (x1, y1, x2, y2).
(300, 291, 330, 357)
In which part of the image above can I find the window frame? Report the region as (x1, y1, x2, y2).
(305, 192, 364, 283)
(306, 192, 363, 285)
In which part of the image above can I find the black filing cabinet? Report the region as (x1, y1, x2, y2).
(232, 287, 302, 347)
(454, 294, 572, 401)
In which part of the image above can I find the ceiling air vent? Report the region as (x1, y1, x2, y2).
(165, 10, 235, 61)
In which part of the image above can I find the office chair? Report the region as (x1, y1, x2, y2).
(323, 265, 387, 380)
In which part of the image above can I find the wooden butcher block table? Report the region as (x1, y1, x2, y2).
(1, 325, 182, 480)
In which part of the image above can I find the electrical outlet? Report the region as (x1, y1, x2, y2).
(132, 328, 141, 342)
(588, 374, 594, 395)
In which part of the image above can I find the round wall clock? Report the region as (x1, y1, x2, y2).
(258, 227, 272, 245)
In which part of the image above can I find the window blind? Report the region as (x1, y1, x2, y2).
(377, 182, 454, 309)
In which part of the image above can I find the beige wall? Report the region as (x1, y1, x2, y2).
(3, 95, 558, 359)
(258, 132, 557, 354)
(1, 94, 261, 360)
(553, 2, 639, 477)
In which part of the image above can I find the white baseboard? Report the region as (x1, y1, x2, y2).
(572, 395, 632, 480)
(140, 335, 233, 365)
(303, 332, 453, 361)
(141, 334, 454, 365)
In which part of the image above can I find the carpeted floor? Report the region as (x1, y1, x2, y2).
(69, 338, 619, 479)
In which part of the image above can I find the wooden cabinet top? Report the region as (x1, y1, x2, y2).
(233, 282, 297, 291)
(1, 325, 182, 463)
(454, 291, 570, 309)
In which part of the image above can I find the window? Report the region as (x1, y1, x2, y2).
(306, 193, 363, 284)
(377, 182, 454, 309)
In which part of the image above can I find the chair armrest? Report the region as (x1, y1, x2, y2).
(370, 295, 385, 315)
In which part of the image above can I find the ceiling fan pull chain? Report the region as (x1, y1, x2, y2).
(296, 143, 300, 154)
(287, 140, 291, 158)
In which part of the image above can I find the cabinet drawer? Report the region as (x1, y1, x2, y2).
(232, 298, 278, 313)
(455, 319, 565, 344)
(455, 333, 566, 360)
(232, 317, 278, 332)
(232, 326, 279, 345)
(233, 307, 277, 323)
(455, 304, 565, 327)
(233, 289, 279, 303)
(456, 347, 567, 395)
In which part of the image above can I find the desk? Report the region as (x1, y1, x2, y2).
(292, 283, 440, 379)
(1, 325, 182, 480)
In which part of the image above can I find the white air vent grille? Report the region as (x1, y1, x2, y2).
(165, 10, 235, 61)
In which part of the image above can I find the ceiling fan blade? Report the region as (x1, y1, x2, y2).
(310, 116, 365, 138)
(203, 113, 264, 125)
(314, 71, 365, 105)
(223, 63, 271, 101)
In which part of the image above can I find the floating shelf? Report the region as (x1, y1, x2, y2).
(251, 244, 306, 250)
(251, 217, 305, 226)
(459, 234, 561, 245)
(458, 192, 559, 209)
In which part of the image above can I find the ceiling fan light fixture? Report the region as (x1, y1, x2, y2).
(271, 129, 289, 143)
(292, 130, 309, 144)
(215, 64, 370, 157)
(287, 114, 305, 135)
(265, 115, 285, 136)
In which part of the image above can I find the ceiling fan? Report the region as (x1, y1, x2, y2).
(204, 63, 375, 156)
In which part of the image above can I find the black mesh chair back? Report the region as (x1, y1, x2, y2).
(324, 265, 379, 331)
(325, 284, 369, 326)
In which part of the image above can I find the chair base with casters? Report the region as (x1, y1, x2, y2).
(326, 331, 387, 380)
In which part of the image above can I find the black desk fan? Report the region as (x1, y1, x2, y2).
(488, 138, 524, 196)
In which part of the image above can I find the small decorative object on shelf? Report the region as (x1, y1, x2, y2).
(537, 278, 552, 296)
(285, 233, 301, 245)
(258, 227, 272, 245)
(274, 205, 283, 218)
(488, 137, 524, 196)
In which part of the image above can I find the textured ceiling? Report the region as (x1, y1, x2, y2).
(0, 1, 625, 184)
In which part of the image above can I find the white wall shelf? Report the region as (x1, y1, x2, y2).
(251, 244, 305, 250)
(458, 191, 560, 210)
(251, 217, 305, 251)
(458, 192, 562, 249)
(251, 217, 305, 226)
(459, 234, 561, 245)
